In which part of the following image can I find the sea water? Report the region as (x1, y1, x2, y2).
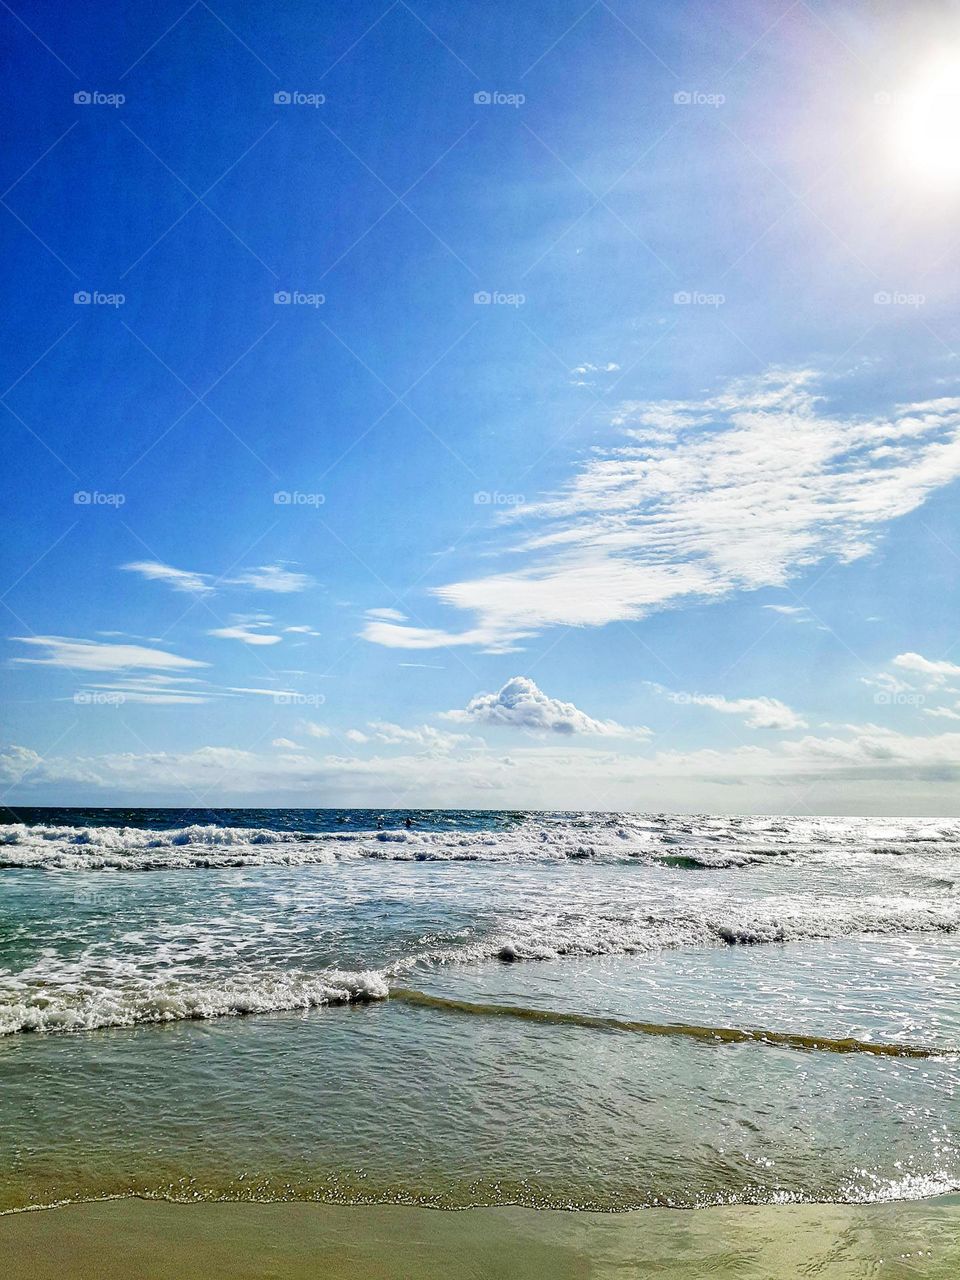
(1, 808, 958, 1212)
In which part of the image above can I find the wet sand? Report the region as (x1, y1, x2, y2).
(2, 1196, 959, 1279)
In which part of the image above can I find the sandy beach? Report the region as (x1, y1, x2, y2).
(3, 1196, 960, 1279)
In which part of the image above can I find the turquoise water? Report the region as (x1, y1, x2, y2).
(1, 809, 959, 1211)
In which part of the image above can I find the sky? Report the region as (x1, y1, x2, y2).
(3, 0, 960, 813)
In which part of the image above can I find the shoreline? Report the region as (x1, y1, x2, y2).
(3, 1195, 960, 1279)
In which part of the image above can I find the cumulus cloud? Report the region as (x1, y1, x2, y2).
(362, 371, 960, 651)
(444, 676, 646, 737)
(11, 636, 207, 672)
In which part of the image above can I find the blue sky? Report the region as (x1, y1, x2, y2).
(3, 0, 960, 812)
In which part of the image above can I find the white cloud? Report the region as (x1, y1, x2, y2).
(892, 652, 960, 684)
(302, 721, 331, 738)
(762, 604, 810, 622)
(271, 738, 300, 749)
(345, 729, 369, 743)
(208, 618, 282, 646)
(444, 676, 646, 737)
(663, 688, 807, 730)
(924, 706, 960, 721)
(366, 607, 408, 622)
(8, 719, 960, 811)
(227, 564, 313, 594)
(363, 371, 960, 651)
(121, 561, 213, 594)
(226, 686, 300, 698)
(11, 636, 207, 672)
(570, 362, 621, 386)
(78, 675, 211, 704)
(123, 561, 312, 596)
(366, 720, 472, 752)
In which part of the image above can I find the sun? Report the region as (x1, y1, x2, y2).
(892, 56, 960, 187)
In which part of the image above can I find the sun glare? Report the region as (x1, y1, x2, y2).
(893, 55, 960, 187)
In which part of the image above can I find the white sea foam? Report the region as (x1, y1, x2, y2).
(2, 815, 960, 871)
(0, 968, 388, 1035)
(4, 814, 960, 1037)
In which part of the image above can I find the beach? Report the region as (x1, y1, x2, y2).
(4, 1197, 960, 1279)
(2, 808, 959, 1273)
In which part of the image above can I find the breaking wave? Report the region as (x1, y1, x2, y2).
(3, 814, 960, 871)
(0, 969, 388, 1036)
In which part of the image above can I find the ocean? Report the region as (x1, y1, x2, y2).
(1, 808, 959, 1214)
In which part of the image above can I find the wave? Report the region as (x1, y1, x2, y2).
(3, 818, 960, 871)
(0, 969, 388, 1036)
(390, 989, 954, 1058)
(5, 894, 959, 1037)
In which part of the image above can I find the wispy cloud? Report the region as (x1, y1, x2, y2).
(11, 636, 207, 672)
(762, 604, 811, 622)
(123, 560, 313, 596)
(208, 617, 282, 646)
(366, 607, 407, 622)
(121, 561, 213, 594)
(227, 564, 313, 593)
(363, 371, 960, 651)
(656, 685, 807, 730)
(444, 676, 647, 738)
